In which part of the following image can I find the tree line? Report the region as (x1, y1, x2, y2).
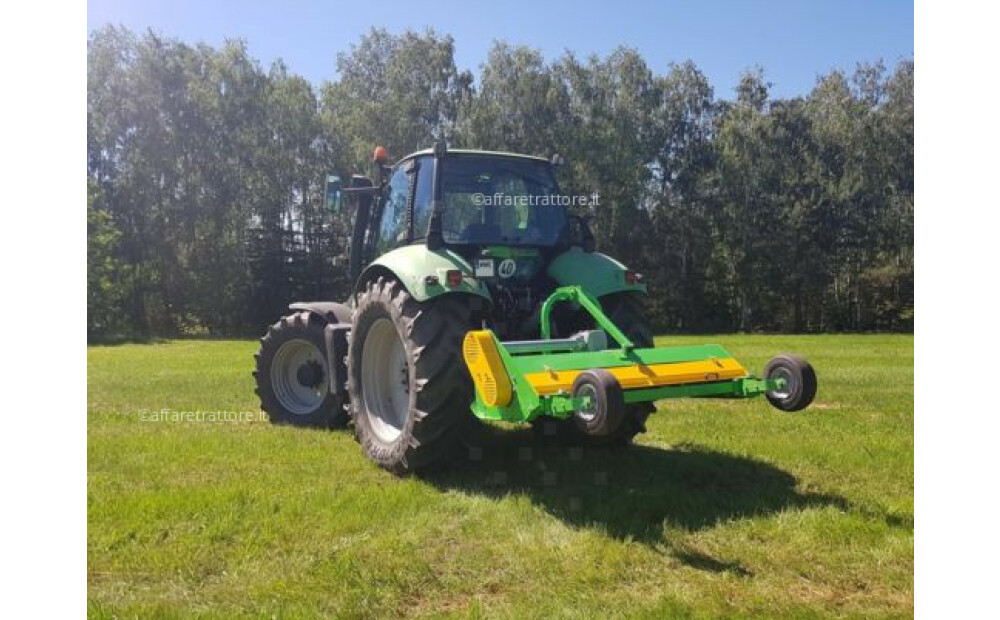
(87, 26, 913, 338)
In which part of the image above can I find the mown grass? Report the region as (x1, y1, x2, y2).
(88, 335, 912, 619)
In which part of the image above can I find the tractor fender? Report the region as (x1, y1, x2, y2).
(288, 301, 353, 325)
(546, 247, 647, 299)
(355, 245, 493, 304)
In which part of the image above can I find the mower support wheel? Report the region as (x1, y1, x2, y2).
(763, 354, 817, 412)
(571, 369, 626, 437)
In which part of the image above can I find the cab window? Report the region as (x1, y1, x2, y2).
(377, 164, 411, 254)
(411, 156, 433, 239)
(440, 155, 566, 246)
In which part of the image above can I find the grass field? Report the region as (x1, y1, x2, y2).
(88, 334, 913, 619)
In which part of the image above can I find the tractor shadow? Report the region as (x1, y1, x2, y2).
(423, 424, 853, 556)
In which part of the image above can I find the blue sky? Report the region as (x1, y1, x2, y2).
(87, 0, 913, 99)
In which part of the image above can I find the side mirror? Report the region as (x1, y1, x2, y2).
(571, 215, 596, 253)
(325, 174, 343, 213)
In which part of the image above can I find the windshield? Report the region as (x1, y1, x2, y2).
(439, 155, 568, 246)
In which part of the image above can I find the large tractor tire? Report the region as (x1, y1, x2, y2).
(347, 278, 476, 474)
(254, 312, 348, 428)
(533, 292, 655, 447)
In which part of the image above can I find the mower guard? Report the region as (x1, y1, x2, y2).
(462, 286, 786, 423)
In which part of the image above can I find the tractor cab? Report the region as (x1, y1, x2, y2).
(328, 144, 600, 338)
(329, 148, 580, 254)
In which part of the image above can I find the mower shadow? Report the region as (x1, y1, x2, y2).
(423, 424, 850, 548)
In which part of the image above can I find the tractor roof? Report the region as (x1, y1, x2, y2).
(396, 148, 551, 166)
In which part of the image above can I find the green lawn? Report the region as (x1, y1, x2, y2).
(88, 335, 913, 619)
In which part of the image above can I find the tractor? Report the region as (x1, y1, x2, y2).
(253, 143, 817, 473)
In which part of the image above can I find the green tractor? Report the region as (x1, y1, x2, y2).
(253, 143, 816, 473)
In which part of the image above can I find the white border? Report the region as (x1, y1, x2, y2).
(9, 1, 993, 615)
(1, 2, 87, 616)
(916, 1, 1000, 616)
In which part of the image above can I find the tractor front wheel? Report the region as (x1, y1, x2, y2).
(348, 278, 476, 474)
(254, 312, 347, 428)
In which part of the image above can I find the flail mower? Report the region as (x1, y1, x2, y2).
(253, 143, 816, 474)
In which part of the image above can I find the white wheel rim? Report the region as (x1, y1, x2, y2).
(575, 383, 599, 422)
(271, 339, 328, 415)
(360, 318, 410, 442)
(769, 367, 796, 400)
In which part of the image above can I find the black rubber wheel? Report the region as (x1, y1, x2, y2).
(571, 369, 626, 437)
(533, 293, 655, 446)
(603, 293, 655, 349)
(253, 312, 348, 428)
(348, 278, 476, 474)
(763, 354, 817, 412)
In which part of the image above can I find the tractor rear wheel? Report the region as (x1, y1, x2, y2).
(348, 278, 476, 474)
(254, 312, 348, 428)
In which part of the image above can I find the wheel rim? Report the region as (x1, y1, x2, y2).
(575, 383, 599, 422)
(769, 366, 796, 400)
(360, 318, 410, 442)
(271, 339, 328, 415)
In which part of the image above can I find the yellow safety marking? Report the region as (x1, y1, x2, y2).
(462, 330, 513, 407)
(524, 357, 748, 396)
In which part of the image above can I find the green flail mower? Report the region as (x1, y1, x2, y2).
(462, 285, 815, 432)
(253, 143, 817, 474)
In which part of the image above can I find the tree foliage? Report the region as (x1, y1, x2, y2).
(88, 26, 913, 337)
